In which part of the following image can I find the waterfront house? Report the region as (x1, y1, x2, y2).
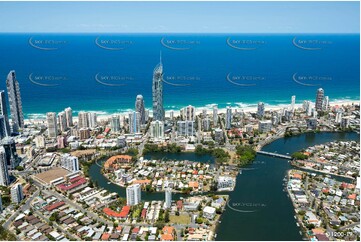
(203, 206, 216, 220)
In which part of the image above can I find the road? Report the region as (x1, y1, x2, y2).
(42, 189, 112, 226)
(3, 190, 40, 230)
(138, 131, 149, 157)
(339, 222, 359, 231)
(33, 209, 81, 240)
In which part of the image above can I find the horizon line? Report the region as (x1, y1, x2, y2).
(0, 32, 359, 35)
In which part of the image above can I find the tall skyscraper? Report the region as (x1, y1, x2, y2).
(213, 105, 218, 126)
(145, 109, 150, 122)
(111, 115, 121, 133)
(11, 183, 23, 204)
(169, 110, 174, 120)
(257, 102, 265, 119)
(202, 118, 211, 131)
(78, 111, 89, 128)
(150, 120, 164, 139)
(315, 88, 324, 111)
(177, 121, 195, 137)
(58, 111, 67, 132)
(135, 95, 146, 125)
(214, 128, 224, 143)
(335, 109, 343, 124)
(57, 136, 66, 149)
(202, 109, 207, 118)
(180, 105, 195, 121)
(152, 53, 164, 121)
(2, 137, 19, 169)
(61, 154, 79, 172)
(129, 111, 140, 134)
(64, 107, 73, 127)
(126, 184, 141, 206)
(0, 91, 10, 136)
(46, 112, 58, 138)
(0, 116, 8, 139)
(303, 100, 313, 116)
(34, 135, 45, 148)
(290, 95, 296, 112)
(88, 112, 97, 128)
(322, 96, 329, 111)
(164, 188, 172, 209)
(0, 146, 10, 186)
(6, 71, 24, 132)
(226, 106, 232, 130)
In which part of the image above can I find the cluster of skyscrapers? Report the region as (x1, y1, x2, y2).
(46, 107, 75, 138)
(0, 71, 23, 187)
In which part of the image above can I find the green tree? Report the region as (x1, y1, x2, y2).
(291, 152, 308, 160)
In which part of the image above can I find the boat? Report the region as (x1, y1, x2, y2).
(214, 234, 217, 238)
(239, 170, 242, 174)
(296, 223, 300, 227)
(107, 182, 111, 184)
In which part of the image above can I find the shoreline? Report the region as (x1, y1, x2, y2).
(286, 169, 308, 240)
(24, 99, 360, 124)
(291, 162, 355, 180)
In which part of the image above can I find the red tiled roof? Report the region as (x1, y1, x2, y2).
(103, 206, 130, 218)
(141, 208, 147, 218)
(162, 226, 174, 234)
(176, 200, 183, 209)
(315, 233, 329, 241)
(57, 178, 87, 191)
(101, 233, 110, 241)
(161, 234, 174, 241)
(44, 201, 65, 212)
(69, 176, 82, 183)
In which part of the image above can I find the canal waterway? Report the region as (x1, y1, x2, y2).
(88, 132, 359, 241)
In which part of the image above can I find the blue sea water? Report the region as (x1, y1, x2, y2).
(0, 33, 359, 119)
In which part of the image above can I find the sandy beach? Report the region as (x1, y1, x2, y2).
(24, 100, 360, 125)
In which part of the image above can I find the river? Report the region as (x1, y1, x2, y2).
(88, 131, 359, 241)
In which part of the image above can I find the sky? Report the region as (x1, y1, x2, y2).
(0, 1, 359, 33)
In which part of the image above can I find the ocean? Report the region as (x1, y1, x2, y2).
(0, 33, 359, 119)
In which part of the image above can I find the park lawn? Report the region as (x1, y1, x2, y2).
(169, 214, 191, 224)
